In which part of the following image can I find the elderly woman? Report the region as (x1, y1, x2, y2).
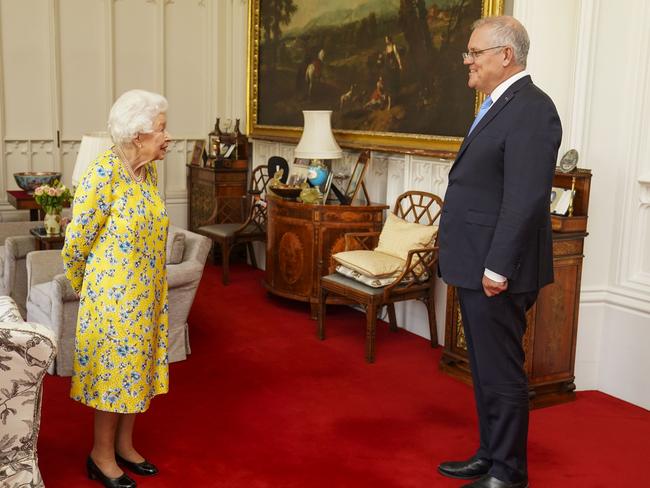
(62, 89, 171, 488)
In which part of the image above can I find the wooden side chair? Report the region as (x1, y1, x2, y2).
(318, 190, 443, 362)
(197, 165, 270, 285)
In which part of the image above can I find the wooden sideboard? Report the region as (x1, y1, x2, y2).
(264, 198, 387, 317)
(440, 169, 592, 409)
(186, 165, 248, 231)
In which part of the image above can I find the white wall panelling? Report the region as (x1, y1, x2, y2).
(0, 0, 248, 227)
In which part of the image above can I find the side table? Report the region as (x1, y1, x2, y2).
(30, 227, 65, 250)
(6, 190, 70, 221)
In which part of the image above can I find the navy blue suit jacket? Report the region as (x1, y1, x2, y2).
(438, 75, 562, 293)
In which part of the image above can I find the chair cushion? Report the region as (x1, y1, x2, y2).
(321, 273, 386, 295)
(335, 265, 397, 288)
(29, 282, 54, 316)
(198, 223, 241, 239)
(166, 231, 186, 265)
(375, 213, 438, 261)
(332, 250, 405, 278)
(198, 222, 262, 239)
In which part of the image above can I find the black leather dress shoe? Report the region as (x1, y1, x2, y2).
(462, 474, 529, 488)
(438, 456, 491, 479)
(116, 453, 159, 476)
(86, 456, 136, 488)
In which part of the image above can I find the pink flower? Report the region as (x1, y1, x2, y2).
(34, 187, 44, 196)
(47, 187, 57, 196)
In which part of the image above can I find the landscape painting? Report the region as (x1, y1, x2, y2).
(247, 0, 503, 153)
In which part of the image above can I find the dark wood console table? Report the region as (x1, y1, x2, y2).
(264, 198, 387, 318)
(440, 169, 592, 409)
(7, 190, 69, 221)
(186, 164, 248, 231)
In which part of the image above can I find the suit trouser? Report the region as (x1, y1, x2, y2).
(457, 287, 538, 483)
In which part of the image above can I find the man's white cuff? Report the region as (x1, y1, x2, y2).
(484, 268, 507, 283)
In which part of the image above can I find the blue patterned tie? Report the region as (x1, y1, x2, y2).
(468, 96, 493, 135)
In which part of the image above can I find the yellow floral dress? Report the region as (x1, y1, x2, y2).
(62, 149, 169, 413)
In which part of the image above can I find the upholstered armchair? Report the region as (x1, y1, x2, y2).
(0, 220, 43, 318)
(0, 295, 56, 488)
(25, 226, 211, 376)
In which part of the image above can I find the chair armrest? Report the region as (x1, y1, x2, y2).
(26, 250, 65, 288)
(167, 261, 205, 289)
(5, 235, 37, 260)
(383, 246, 439, 293)
(344, 232, 380, 251)
(53, 273, 79, 302)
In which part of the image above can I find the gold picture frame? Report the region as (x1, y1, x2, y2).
(344, 150, 370, 205)
(246, 0, 504, 156)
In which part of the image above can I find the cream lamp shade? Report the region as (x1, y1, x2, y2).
(294, 110, 342, 159)
(72, 132, 113, 186)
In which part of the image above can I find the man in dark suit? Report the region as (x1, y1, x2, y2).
(436, 16, 562, 488)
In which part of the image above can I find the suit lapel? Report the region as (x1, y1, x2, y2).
(452, 75, 533, 168)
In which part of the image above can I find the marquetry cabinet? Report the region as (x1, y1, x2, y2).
(440, 169, 592, 409)
(264, 198, 387, 318)
(186, 165, 248, 231)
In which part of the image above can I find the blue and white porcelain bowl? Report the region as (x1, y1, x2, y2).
(13, 172, 62, 192)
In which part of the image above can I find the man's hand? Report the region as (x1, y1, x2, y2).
(482, 275, 508, 297)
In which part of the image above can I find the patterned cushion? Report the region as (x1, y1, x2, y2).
(375, 213, 438, 261)
(335, 265, 397, 288)
(0, 295, 22, 322)
(332, 250, 405, 278)
(0, 296, 56, 488)
(166, 232, 186, 265)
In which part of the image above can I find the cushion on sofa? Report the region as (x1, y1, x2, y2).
(375, 213, 438, 261)
(28, 282, 54, 316)
(166, 232, 186, 265)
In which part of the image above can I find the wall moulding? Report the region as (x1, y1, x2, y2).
(639, 174, 650, 205)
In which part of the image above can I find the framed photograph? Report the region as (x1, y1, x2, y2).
(220, 143, 237, 159)
(247, 0, 503, 154)
(344, 151, 370, 204)
(190, 140, 206, 166)
(321, 171, 335, 203)
(550, 186, 575, 216)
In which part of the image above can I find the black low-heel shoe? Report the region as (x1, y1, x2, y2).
(86, 456, 136, 488)
(115, 453, 159, 476)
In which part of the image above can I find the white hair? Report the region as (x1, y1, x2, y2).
(108, 89, 168, 144)
(472, 16, 530, 68)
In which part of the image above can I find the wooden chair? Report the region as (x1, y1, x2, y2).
(197, 165, 270, 285)
(318, 191, 443, 363)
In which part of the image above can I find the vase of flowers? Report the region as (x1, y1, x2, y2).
(34, 182, 72, 235)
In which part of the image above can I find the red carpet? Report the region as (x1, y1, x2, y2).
(38, 263, 649, 487)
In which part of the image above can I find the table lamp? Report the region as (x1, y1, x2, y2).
(294, 110, 342, 192)
(72, 132, 113, 187)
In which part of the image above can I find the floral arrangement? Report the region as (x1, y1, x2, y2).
(34, 181, 72, 214)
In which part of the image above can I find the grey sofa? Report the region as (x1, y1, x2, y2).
(0, 220, 43, 318)
(25, 226, 211, 376)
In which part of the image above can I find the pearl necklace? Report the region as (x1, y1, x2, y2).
(114, 145, 144, 183)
